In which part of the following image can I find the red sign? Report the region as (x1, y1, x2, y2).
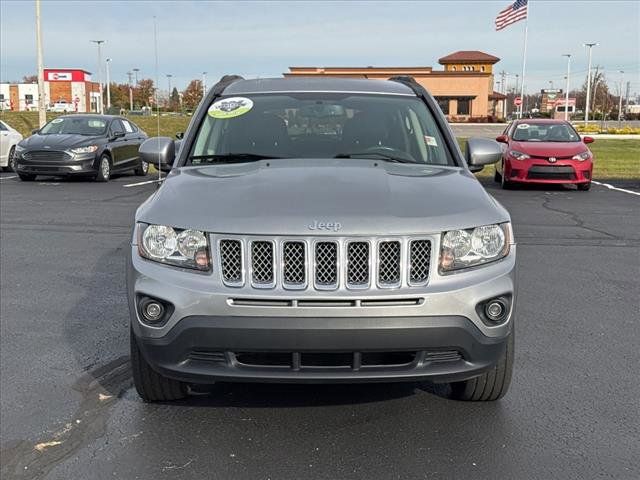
(43, 69, 90, 82)
(514, 97, 522, 106)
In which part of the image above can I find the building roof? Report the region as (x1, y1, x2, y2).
(489, 91, 507, 100)
(224, 77, 415, 96)
(438, 51, 500, 64)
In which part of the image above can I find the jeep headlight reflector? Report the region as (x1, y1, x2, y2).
(138, 224, 210, 271)
(440, 223, 511, 272)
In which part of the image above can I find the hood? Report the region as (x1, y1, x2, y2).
(22, 133, 102, 150)
(136, 159, 509, 236)
(511, 140, 588, 157)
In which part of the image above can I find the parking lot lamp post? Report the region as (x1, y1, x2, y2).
(583, 42, 598, 124)
(562, 54, 571, 121)
(133, 68, 139, 85)
(105, 58, 112, 110)
(166, 74, 173, 111)
(91, 40, 105, 114)
(202, 72, 207, 96)
(35, 0, 46, 126)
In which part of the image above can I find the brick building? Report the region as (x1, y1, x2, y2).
(286, 51, 507, 121)
(0, 68, 100, 113)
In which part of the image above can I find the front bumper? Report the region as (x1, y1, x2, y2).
(505, 158, 592, 184)
(14, 154, 98, 176)
(128, 242, 516, 384)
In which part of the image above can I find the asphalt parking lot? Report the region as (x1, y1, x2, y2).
(1, 171, 639, 480)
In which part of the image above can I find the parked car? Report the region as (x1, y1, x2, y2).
(0, 120, 23, 171)
(13, 114, 148, 182)
(494, 119, 594, 190)
(129, 76, 515, 403)
(48, 101, 72, 113)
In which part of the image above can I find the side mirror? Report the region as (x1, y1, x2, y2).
(583, 136, 594, 144)
(139, 137, 176, 171)
(495, 134, 509, 144)
(175, 132, 184, 140)
(110, 131, 125, 141)
(465, 137, 503, 173)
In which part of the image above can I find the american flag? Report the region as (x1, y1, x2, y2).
(495, 0, 528, 31)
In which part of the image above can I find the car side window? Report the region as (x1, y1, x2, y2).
(121, 119, 136, 133)
(110, 119, 125, 136)
(0, 122, 8, 131)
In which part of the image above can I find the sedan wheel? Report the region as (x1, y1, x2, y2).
(7, 146, 16, 172)
(500, 162, 512, 190)
(134, 159, 149, 176)
(95, 155, 111, 182)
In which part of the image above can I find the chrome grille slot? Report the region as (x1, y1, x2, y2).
(347, 241, 370, 288)
(219, 240, 243, 286)
(22, 150, 71, 163)
(409, 240, 431, 285)
(283, 241, 306, 288)
(314, 242, 338, 289)
(378, 241, 401, 287)
(251, 241, 275, 287)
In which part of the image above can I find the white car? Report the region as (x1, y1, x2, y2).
(0, 120, 23, 171)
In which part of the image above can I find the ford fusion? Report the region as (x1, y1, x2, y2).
(13, 114, 148, 182)
(130, 76, 516, 402)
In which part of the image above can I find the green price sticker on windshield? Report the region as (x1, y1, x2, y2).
(208, 97, 254, 119)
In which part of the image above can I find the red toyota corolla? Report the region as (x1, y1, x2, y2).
(494, 119, 594, 190)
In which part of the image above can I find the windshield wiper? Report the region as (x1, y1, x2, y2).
(333, 152, 416, 164)
(189, 153, 287, 164)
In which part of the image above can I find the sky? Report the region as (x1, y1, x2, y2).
(1, 0, 639, 95)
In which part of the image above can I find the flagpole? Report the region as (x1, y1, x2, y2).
(518, 1, 529, 118)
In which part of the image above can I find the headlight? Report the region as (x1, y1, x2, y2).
(137, 224, 211, 271)
(70, 145, 98, 154)
(509, 150, 529, 160)
(15, 144, 25, 152)
(440, 223, 511, 272)
(572, 151, 591, 161)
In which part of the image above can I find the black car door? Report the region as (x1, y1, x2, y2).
(120, 119, 145, 167)
(108, 119, 128, 169)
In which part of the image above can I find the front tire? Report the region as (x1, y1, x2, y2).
(449, 330, 514, 401)
(5, 146, 16, 172)
(134, 159, 149, 176)
(95, 155, 111, 182)
(500, 162, 512, 190)
(18, 173, 36, 181)
(494, 168, 502, 183)
(577, 182, 591, 191)
(131, 328, 188, 402)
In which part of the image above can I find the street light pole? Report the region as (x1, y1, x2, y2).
(583, 42, 598, 125)
(126, 71, 134, 111)
(35, 0, 46, 127)
(618, 70, 624, 126)
(202, 71, 207, 96)
(562, 54, 571, 121)
(91, 40, 105, 114)
(166, 74, 173, 110)
(105, 58, 112, 110)
(133, 68, 139, 85)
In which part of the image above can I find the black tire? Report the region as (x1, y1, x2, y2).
(577, 182, 591, 191)
(95, 154, 111, 182)
(449, 330, 514, 401)
(18, 173, 36, 181)
(494, 168, 502, 183)
(131, 328, 188, 402)
(501, 163, 513, 190)
(6, 146, 16, 172)
(134, 159, 149, 176)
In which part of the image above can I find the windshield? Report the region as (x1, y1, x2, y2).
(512, 122, 580, 142)
(40, 117, 108, 136)
(188, 93, 454, 166)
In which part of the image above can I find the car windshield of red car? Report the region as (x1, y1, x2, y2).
(513, 123, 580, 142)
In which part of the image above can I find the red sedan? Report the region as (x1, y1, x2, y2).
(494, 119, 594, 190)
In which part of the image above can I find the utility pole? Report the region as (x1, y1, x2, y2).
(202, 72, 207, 96)
(90, 40, 105, 114)
(562, 54, 571, 121)
(127, 71, 134, 111)
(35, 0, 46, 127)
(625, 81, 630, 118)
(583, 42, 598, 124)
(105, 58, 112, 110)
(166, 74, 173, 110)
(133, 68, 140, 85)
(499, 71, 507, 94)
(618, 70, 624, 126)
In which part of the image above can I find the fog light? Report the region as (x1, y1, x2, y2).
(485, 301, 505, 320)
(144, 302, 163, 321)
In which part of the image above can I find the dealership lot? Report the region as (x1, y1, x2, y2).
(1, 171, 639, 479)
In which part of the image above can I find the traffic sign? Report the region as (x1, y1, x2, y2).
(514, 97, 522, 106)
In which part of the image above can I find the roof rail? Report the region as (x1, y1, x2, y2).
(211, 75, 245, 96)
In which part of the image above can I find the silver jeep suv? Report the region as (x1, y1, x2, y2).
(130, 76, 515, 402)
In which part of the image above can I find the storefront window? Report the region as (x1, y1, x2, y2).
(457, 99, 470, 115)
(436, 98, 450, 115)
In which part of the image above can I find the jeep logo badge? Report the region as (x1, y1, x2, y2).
(308, 220, 342, 232)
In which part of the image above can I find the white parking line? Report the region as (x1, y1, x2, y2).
(123, 178, 164, 188)
(0, 175, 17, 180)
(592, 180, 640, 197)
